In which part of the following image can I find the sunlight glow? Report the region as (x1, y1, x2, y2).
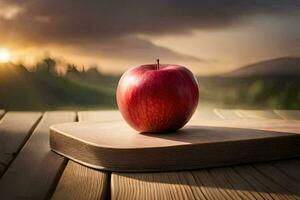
(0, 48, 12, 63)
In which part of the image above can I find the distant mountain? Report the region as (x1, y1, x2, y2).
(221, 57, 300, 77)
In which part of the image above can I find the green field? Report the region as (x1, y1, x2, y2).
(198, 76, 300, 109)
(0, 58, 299, 110)
(0, 62, 117, 110)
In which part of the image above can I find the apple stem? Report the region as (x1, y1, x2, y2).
(156, 58, 160, 70)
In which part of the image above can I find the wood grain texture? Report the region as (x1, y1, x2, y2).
(112, 171, 206, 200)
(52, 111, 110, 200)
(51, 119, 300, 172)
(111, 110, 300, 200)
(253, 163, 300, 196)
(0, 112, 42, 176)
(214, 109, 241, 119)
(215, 109, 283, 120)
(233, 165, 298, 199)
(52, 160, 109, 200)
(78, 110, 122, 122)
(271, 159, 300, 183)
(112, 164, 300, 200)
(220, 109, 300, 199)
(0, 111, 76, 200)
(236, 109, 282, 119)
(274, 110, 300, 120)
(220, 109, 300, 198)
(191, 109, 222, 120)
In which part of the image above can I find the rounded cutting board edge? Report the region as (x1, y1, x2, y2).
(49, 121, 300, 172)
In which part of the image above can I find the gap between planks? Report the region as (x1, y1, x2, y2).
(0, 110, 299, 199)
(214, 109, 284, 120)
(111, 109, 300, 200)
(51, 111, 112, 200)
(0, 111, 76, 200)
(0, 112, 42, 177)
(111, 165, 299, 200)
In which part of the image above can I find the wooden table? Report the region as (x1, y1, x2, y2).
(0, 109, 299, 200)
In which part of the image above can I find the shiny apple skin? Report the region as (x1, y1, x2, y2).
(117, 64, 199, 133)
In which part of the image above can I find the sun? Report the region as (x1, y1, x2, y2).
(0, 48, 12, 63)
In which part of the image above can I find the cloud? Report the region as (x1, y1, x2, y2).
(0, 3, 22, 20)
(2, 0, 299, 40)
(0, 0, 299, 67)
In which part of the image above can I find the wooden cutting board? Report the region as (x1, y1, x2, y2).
(50, 119, 300, 172)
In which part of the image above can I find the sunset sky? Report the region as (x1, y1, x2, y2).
(0, 0, 299, 75)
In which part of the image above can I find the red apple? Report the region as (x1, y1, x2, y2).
(117, 62, 199, 132)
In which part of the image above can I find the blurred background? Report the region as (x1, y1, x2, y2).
(0, 0, 299, 111)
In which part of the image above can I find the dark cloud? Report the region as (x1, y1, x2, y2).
(0, 0, 299, 63)
(3, 0, 299, 40)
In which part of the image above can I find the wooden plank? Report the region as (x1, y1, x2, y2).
(234, 165, 298, 199)
(191, 170, 239, 200)
(79, 109, 221, 122)
(191, 109, 221, 120)
(215, 109, 283, 120)
(78, 110, 122, 122)
(112, 164, 299, 200)
(112, 163, 300, 200)
(213, 109, 241, 119)
(112, 167, 279, 200)
(111, 110, 300, 199)
(236, 110, 282, 119)
(217, 168, 265, 200)
(271, 159, 300, 182)
(51, 160, 109, 200)
(274, 110, 300, 120)
(51, 119, 300, 172)
(52, 111, 110, 200)
(0, 112, 42, 176)
(253, 163, 300, 196)
(112, 171, 207, 200)
(222, 110, 300, 199)
(0, 111, 76, 200)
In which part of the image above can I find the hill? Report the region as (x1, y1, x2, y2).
(221, 57, 300, 77)
(0, 57, 299, 110)
(0, 63, 116, 110)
